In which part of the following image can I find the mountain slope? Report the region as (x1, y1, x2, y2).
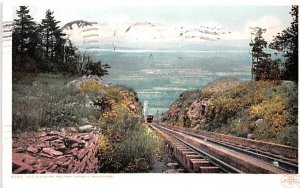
(162, 77, 298, 146)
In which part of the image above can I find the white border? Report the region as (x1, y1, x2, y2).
(0, 3, 2, 188)
(1, 1, 299, 188)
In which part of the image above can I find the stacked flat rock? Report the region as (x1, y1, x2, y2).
(12, 126, 100, 174)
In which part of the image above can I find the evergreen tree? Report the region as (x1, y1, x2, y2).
(12, 6, 37, 71)
(249, 27, 271, 80)
(269, 5, 298, 83)
(40, 9, 65, 72)
(12, 6, 110, 77)
(61, 39, 78, 74)
(85, 61, 111, 77)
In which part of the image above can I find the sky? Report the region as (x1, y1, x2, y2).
(9, 3, 293, 49)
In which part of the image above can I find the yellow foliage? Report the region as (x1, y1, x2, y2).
(249, 94, 288, 131)
(99, 98, 136, 124)
(256, 80, 280, 90)
(79, 80, 103, 91)
(207, 80, 295, 145)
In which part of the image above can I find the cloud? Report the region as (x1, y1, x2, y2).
(63, 16, 287, 49)
(223, 15, 287, 42)
(244, 16, 286, 41)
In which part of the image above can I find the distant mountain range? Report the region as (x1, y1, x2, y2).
(74, 39, 251, 52)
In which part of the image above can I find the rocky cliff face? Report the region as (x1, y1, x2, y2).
(161, 77, 241, 128)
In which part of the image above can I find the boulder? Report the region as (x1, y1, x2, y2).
(42, 148, 63, 156)
(167, 162, 179, 168)
(247, 134, 254, 139)
(39, 132, 47, 137)
(68, 127, 78, 133)
(13, 153, 37, 165)
(255, 119, 264, 127)
(27, 146, 38, 154)
(55, 144, 66, 152)
(13, 147, 25, 153)
(78, 125, 97, 133)
(41, 136, 59, 142)
(47, 131, 60, 136)
(82, 134, 91, 141)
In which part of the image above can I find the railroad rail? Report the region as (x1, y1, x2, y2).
(149, 123, 298, 174)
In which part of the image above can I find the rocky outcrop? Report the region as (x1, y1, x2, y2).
(186, 98, 209, 126)
(67, 75, 110, 90)
(162, 89, 203, 127)
(162, 77, 242, 128)
(202, 77, 241, 97)
(121, 90, 142, 115)
(12, 126, 100, 174)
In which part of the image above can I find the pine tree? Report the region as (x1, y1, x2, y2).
(40, 9, 66, 72)
(269, 5, 298, 83)
(61, 39, 78, 74)
(12, 6, 37, 71)
(249, 27, 271, 80)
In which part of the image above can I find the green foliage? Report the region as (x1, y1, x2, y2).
(83, 60, 111, 78)
(12, 6, 38, 72)
(206, 81, 298, 146)
(269, 5, 298, 83)
(254, 58, 282, 81)
(77, 52, 111, 78)
(249, 27, 281, 81)
(277, 125, 298, 147)
(97, 117, 164, 172)
(12, 6, 109, 77)
(12, 73, 100, 134)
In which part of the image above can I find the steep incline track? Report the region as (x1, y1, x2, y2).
(149, 123, 298, 174)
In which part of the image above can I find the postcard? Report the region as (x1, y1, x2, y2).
(1, 0, 299, 188)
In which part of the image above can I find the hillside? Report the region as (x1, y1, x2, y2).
(12, 74, 142, 133)
(162, 77, 298, 147)
(161, 77, 242, 128)
(12, 73, 164, 172)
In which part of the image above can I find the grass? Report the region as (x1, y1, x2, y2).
(12, 73, 100, 135)
(12, 73, 165, 172)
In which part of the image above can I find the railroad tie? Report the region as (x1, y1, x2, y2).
(189, 159, 209, 172)
(179, 151, 196, 164)
(181, 152, 198, 168)
(185, 155, 203, 170)
(175, 148, 191, 159)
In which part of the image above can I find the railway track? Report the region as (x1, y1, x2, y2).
(149, 123, 298, 174)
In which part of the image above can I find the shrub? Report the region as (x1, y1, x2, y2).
(97, 118, 164, 172)
(249, 94, 289, 132)
(206, 81, 297, 146)
(277, 125, 298, 147)
(79, 80, 104, 92)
